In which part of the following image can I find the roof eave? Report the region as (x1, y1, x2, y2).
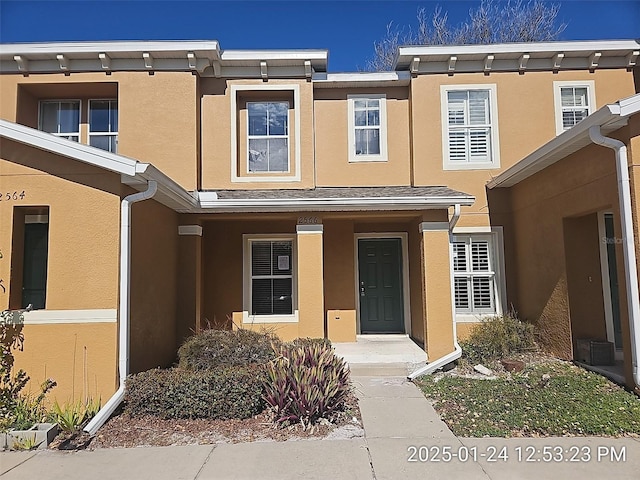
(196, 193, 474, 213)
(487, 95, 640, 189)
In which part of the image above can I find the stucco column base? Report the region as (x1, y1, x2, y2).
(296, 224, 325, 339)
(420, 222, 456, 361)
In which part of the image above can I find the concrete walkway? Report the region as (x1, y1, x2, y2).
(2, 370, 640, 479)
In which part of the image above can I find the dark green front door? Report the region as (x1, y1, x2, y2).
(22, 222, 49, 310)
(358, 238, 404, 333)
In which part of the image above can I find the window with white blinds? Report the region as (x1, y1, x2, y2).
(451, 236, 496, 314)
(441, 85, 498, 169)
(249, 239, 293, 316)
(553, 81, 595, 135)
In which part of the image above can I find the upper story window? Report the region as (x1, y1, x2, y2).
(451, 234, 498, 316)
(553, 81, 595, 135)
(231, 84, 301, 183)
(347, 94, 388, 162)
(247, 101, 289, 173)
(89, 100, 118, 153)
(440, 85, 500, 170)
(39, 100, 80, 142)
(39, 99, 118, 153)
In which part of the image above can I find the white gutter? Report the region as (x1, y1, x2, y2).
(589, 126, 640, 389)
(408, 204, 463, 380)
(84, 180, 158, 435)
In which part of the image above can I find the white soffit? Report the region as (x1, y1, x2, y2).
(395, 40, 640, 73)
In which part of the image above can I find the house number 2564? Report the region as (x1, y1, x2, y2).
(0, 191, 26, 201)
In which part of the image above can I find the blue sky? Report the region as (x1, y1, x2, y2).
(1, 1, 638, 72)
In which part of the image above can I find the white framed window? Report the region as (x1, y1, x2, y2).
(89, 99, 118, 153)
(347, 94, 388, 162)
(553, 81, 596, 135)
(230, 84, 301, 183)
(243, 235, 297, 323)
(247, 101, 289, 173)
(451, 232, 503, 319)
(440, 85, 500, 170)
(38, 100, 80, 142)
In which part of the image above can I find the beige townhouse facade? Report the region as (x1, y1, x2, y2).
(1, 40, 639, 414)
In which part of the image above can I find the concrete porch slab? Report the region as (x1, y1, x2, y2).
(333, 334, 427, 376)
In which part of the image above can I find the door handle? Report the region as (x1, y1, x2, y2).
(360, 285, 366, 297)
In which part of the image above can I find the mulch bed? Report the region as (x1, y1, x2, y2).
(49, 390, 363, 450)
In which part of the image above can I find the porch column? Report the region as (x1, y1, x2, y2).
(177, 225, 202, 345)
(296, 224, 325, 338)
(419, 222, 455, 360)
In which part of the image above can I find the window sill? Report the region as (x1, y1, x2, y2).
(455, 313, 498, 323)
(242, 311, 299, 324)
(349, 155, 388, 163)
(444, 162, 500, 171)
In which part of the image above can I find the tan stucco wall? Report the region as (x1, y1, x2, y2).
(1, 139, 121, 401)
(200, 79, 315, 190)
(0, 72, 199, 190)
(313, 87, 411, 187)
(488, 131, 637, 388)
(297, 230, 324, 338)
(129, 198, 180, 373)
(421, 227, 456, 360)
(0, 139, 121, 310)
(411, 69, 636, 228)
(13, 323, 117, 404)
(563, 213, 607, 340)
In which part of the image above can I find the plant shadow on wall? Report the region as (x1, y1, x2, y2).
(88, 326, 361, 448)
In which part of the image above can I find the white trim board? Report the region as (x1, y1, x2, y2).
(21, 309, 117, 325)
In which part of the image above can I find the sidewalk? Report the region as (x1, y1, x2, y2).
(2, 369, 640, 479)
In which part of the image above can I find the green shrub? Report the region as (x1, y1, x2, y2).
(264, 343, 350, 428)
(10, 378, 56, 431)
(125, 365, 266, 420)
(178, 328, 280, 370)
(50, 397, 101, 432)
(460, 313, 537, 364)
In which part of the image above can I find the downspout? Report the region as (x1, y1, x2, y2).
(589, 126, 640, 389)
(84, 180, 158, 435)
(408, 204, 463, 380)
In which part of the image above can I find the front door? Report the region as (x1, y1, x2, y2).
(358, 238, 404, 333)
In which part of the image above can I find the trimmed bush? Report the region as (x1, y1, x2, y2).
(460, 313, 537, 364)
(264, 343, 350, 428)
(125, 365, 266, 420)
(178, 328, 280, 370)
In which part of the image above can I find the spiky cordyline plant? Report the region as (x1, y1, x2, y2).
(264, 343, 350, 429)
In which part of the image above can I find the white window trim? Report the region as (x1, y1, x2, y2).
(230, 84, 301, 183)
(246, 101, 290, 174)
(347, 94, 388, 162)
(242, 234, 298, 324)
(450, 226, 506, 323)
(553, 80, 596, 135)
(440, 84, 500, 171)
(88, 98, 118, 153)
(38, 99, 81, 141)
